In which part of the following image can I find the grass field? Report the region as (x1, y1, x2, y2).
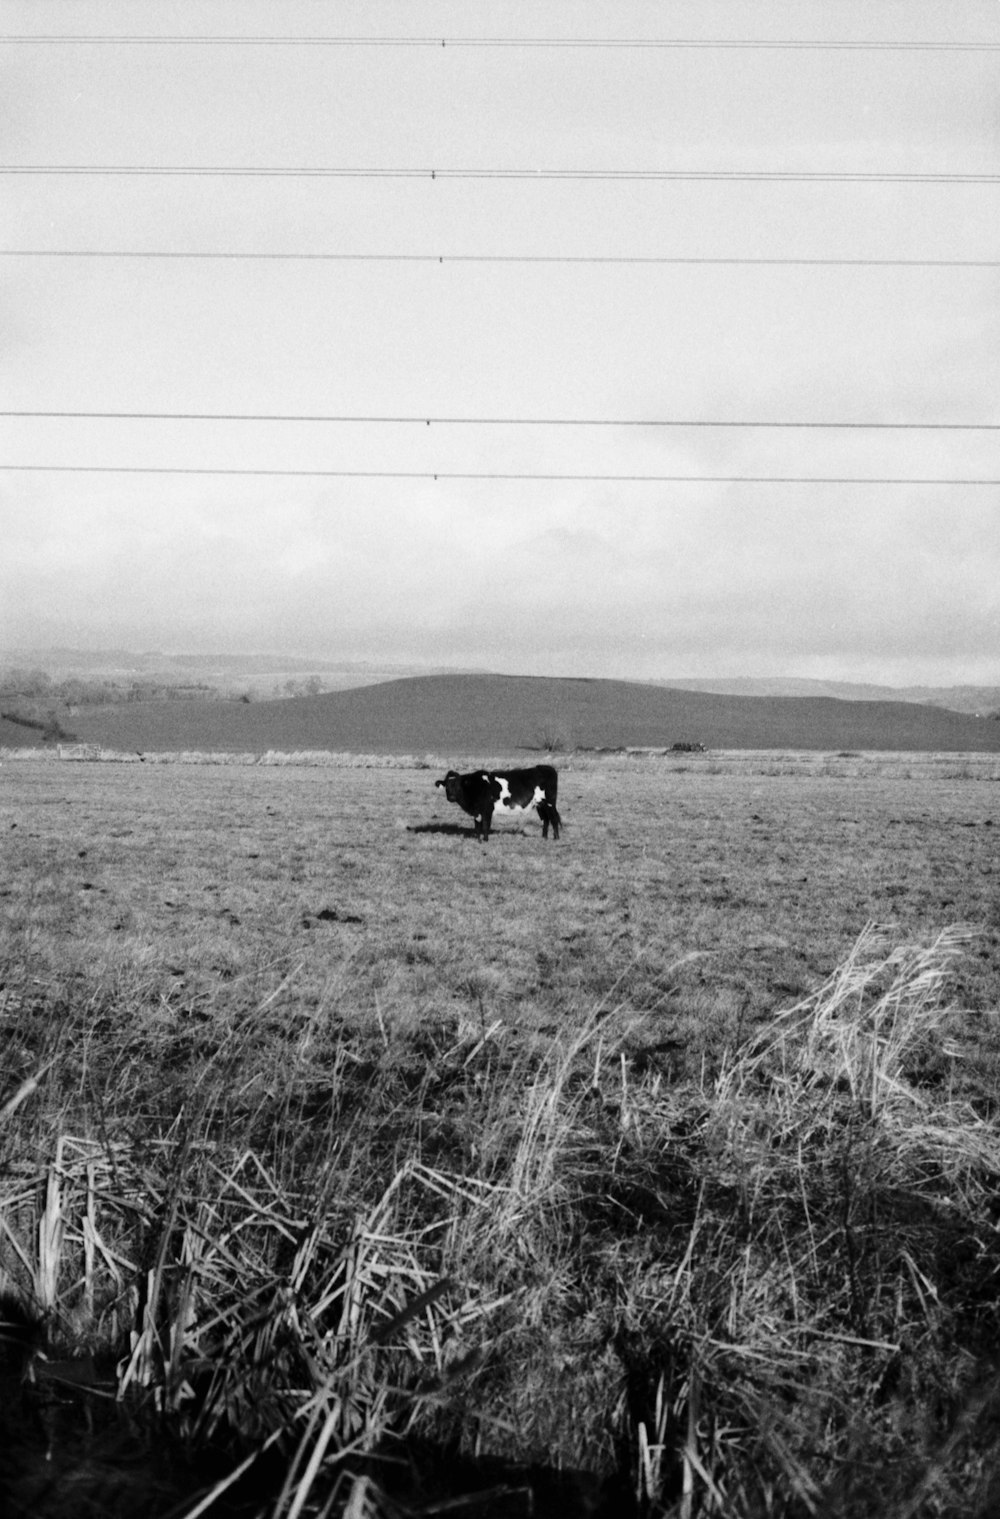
(2, 750, 1000, 1517)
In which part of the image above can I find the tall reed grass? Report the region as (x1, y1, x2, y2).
(2, 925, 1000, 1516)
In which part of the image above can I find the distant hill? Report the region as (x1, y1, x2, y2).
(659, 677, 1000, 717)
(0, 712, 63, 748)
(5, 649, 998, 716)
(0, 647, 453, 697)
(42, 674, 1000, 755)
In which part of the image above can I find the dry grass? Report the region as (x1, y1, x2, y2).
(5, 745, 1000, 782)
(2, 757, 1000, 1516)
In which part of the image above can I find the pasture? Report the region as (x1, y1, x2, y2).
(2, 750, 1000, 1517)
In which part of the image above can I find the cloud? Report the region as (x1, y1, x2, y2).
(2, 472, 996, 685)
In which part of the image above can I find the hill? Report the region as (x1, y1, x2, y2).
(659, 677, 1000, 716)
(0, 647, 448, 698)
(5, 649, 999, 716)
(0, 710, 75, 748)
(45, 674, 1000, 754)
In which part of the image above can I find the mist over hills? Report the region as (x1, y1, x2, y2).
(40, 674, 1000, 755)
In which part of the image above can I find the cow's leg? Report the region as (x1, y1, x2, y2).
(538, 799, 560, 839)
(480, 806, 493, 841)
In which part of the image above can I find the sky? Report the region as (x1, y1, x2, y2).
(1, 0, 998, 684)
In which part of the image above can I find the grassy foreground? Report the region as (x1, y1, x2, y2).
(2, 755, 1000, 1515)
(4, 935, 1000, 1515)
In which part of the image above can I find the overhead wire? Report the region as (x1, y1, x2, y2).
(3, 165, 996, 182)
(5, 29, 994, 491)
(1, 467, 995, 485)
(1, 35, 997, 52)
(2, 252, 995, 266)
(3, 412, 996, 430)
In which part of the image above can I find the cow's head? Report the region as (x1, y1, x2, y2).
(435, 770, 462, 802)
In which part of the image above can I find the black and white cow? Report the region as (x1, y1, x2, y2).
(434, 765, 561, 842)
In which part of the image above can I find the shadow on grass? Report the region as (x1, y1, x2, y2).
(407, 821, 479, 838)
(408, 822, 534, 839)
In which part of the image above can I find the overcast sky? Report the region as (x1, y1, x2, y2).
(1, 0, 998, 683)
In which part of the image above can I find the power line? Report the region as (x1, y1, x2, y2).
(4, 411, 997, 431)
(1, 35, 997, 52)
(2, 250, 996, 268)
(2, 466, 995, 484)
(3, 165, 996, 183)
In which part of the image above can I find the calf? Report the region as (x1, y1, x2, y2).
(434, 764, 561, 842)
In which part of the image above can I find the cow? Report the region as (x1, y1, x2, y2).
(434, 765, 561, 842)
